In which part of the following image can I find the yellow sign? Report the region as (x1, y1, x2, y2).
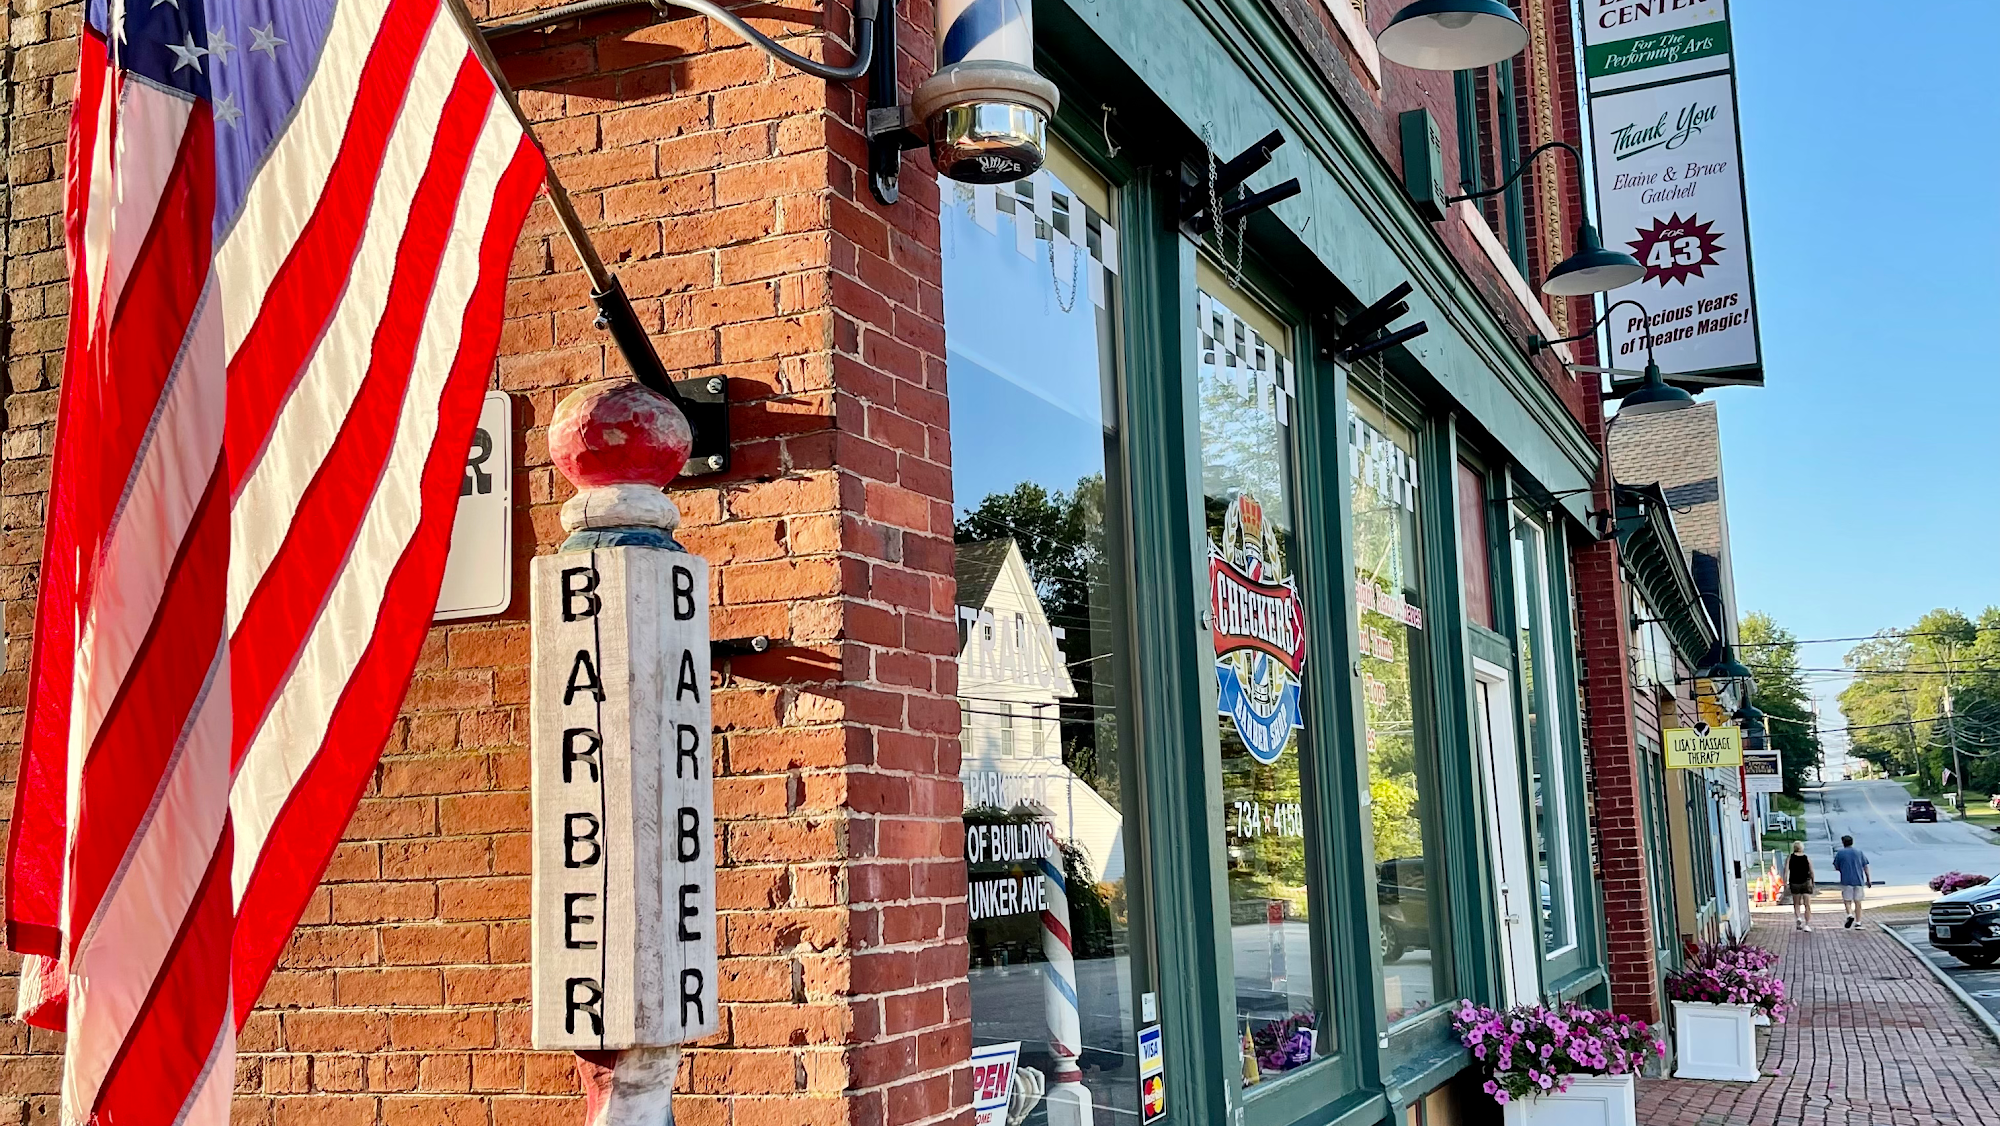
(1665, 725, 1743, 769)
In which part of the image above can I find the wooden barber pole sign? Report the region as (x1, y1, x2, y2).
(529, 378, 714, 1085)
(531, 547, 716, 1049)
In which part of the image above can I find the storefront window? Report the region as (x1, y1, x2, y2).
(944, 138, 1137, 1124)
(1194, 264, 1327, 1086)
(1512, 513, 1575, 956)
(1348, 390, 1442, 1025)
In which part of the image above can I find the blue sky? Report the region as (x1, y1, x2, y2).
(1708, 4, 2000, 713)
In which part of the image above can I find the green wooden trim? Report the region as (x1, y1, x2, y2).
(1291, 312, 1381, 1110)
(1045, 0, 1602, 519)
(1421, 414, 1493, 1018)
(1114, 155, 1237, 1126)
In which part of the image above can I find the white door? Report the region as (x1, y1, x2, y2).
(1474, 660, 1541, 1006)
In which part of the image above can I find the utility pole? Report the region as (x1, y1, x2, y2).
(1944, 685, 1968, 814)
(1943, 640, 1967, 814)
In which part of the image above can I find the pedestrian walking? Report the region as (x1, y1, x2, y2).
(1788, 841, 1816, 931)
(1833, 834, 1872, 929)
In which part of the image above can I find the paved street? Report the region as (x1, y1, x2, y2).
(1806, 779, 1999, 901)
(1893, 922, 2000, 1028)
(1638, 916, 2000, 1125)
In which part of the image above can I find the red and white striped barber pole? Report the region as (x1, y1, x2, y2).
(530, 379, 716, 1125)
(1039, 842, 1094, 1126)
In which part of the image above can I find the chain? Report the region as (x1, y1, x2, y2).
(1202, 124, 1247, 289)
(1048, 220, 1082, 314)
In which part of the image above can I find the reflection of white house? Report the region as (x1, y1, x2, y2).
(956, 540, 1124, 886)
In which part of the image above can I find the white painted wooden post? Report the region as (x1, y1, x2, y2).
(529, 380, 711, 1125)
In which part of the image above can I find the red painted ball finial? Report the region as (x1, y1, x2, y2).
(550, 379, 694, 487)
(549, 380, 695, 543)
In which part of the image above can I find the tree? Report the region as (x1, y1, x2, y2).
(1740, 613, 1823, 796)
(1838, 608, 2000, 801)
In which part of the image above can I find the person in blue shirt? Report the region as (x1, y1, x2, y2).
(1831, 835, 1871, 929)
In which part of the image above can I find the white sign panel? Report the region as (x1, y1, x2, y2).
(530, 547, 716, 1050)
(1744, 750, 1783, 794)
(436, 391, 513, 620)
(1591, 71, 1760, 383)
(1582, 0, 1731, 93)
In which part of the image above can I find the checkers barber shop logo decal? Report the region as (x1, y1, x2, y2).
(1210, 492, 1307, 764)
(1629, 212, 1724, 287)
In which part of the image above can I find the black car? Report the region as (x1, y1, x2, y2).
(1907, 799, 1938, 823)
(1929, 875, 2000, 967)
(1377, 857, 1428, 963)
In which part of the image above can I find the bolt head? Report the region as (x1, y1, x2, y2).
(706, 377, 725, 395)
(705, 454, 726, 471)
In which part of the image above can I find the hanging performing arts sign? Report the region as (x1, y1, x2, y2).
(1590, 71, 1759, 384)
(1583, 0, 1732, 94)
(1585, 0, 1760, 387)
(1211, 492, 1307, 763)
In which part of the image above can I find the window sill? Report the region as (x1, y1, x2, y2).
(1451, 201, 1574, 366)
(1321, 0, 1383, 88)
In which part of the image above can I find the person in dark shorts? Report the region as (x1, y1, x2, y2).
(1787, 840, 1816, 931)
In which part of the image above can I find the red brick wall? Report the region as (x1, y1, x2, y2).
(0, 1, 971, 1123)
(1570, 381, 1664, 1024)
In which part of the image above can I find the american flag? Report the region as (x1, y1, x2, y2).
(4, 0, 545, 1116)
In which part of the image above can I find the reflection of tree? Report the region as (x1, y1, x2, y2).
(1352, 433, 1427, 872)
(957, 476, 1118, 802)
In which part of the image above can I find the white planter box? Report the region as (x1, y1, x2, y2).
(1500, 1074, 1637, 1126)
(1671, 1001, 1759, 1081)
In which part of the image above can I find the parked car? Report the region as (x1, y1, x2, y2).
(1376, 857, 1428, 963)
(1908, 799, 1938, 823)
(1930, 875, 2000, 967)
(1988, 793, 2000, 813)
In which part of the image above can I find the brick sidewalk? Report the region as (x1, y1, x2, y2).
(1637, 916, 2000, 1125)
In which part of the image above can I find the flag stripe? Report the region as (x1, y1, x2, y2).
(68, 457, 229, 956)
(234, 138, 545, 1017)
(230, 103, 526, 892)
(221, 0, 444, 493)
(6, 30, 112, 960)
(87, 827, 235, 1124)
(62, 643, 229, 1116)
(229, 56, 496, 758)
(225, 20, 478, 636)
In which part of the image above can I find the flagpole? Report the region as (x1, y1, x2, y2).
(441, 0, 689, 411)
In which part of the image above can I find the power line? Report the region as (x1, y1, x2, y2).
(1736, 624, 2000, 652)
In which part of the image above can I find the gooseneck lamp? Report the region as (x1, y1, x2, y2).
(1377, 0, 1529, 71)
(1534, 298, 1697, 417)
(1448, 142, 1645, 296)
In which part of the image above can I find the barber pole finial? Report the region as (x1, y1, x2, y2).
(549, 378, 694, 547)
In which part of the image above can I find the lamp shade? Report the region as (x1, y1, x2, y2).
(1377, 0, 1529, 71)
(1706, 647, 1755, 684)
(1542, 223, 1646, 296)
(1616, 363, 1696, 417)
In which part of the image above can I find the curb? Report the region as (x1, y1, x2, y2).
(1878, 922, 2000, 1047)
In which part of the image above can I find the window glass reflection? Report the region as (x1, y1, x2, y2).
(944, 139, 1137, 1126)
(1513, 514, 1575, 955)
(1349, 391, 1441, 1025)
(1193, 267, 1326, 1086)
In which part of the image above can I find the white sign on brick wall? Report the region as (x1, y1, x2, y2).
(530, 547, 716, 1050)
(437, 391, 513, 620)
